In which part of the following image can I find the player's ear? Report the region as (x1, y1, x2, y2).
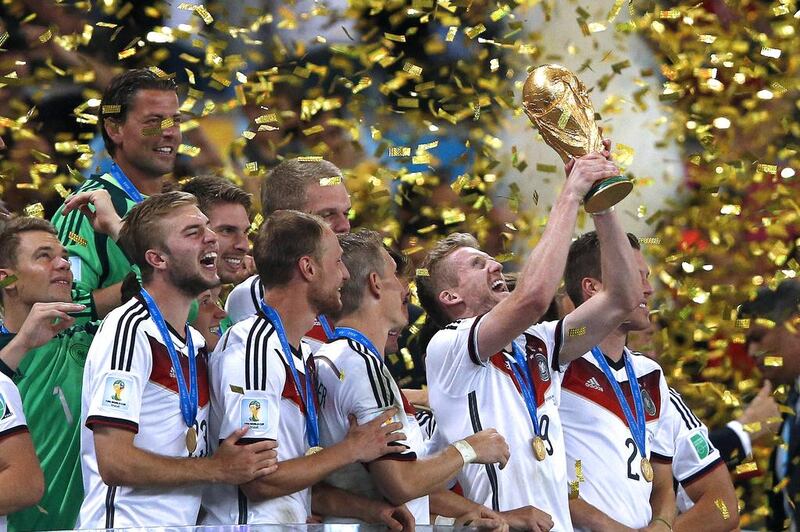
(145, 248, 168, 272)
(367, 270, 381, 298)
(581, 276, 602, 300)
(104, 117, 123, 146)
(297, 255, 315, 282)
(438, 289, 462, 308)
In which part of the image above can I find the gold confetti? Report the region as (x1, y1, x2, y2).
(735, 462, 758, 474)
(760, 47, 781, 58)
(244, 161, 258, 174)
(536, 164, 557, 173)
(445, 27, 458, 42)
(415, 268, 429, 277)
(302, 125, 324, 136)
(557, 108, 571, 129)
(389, 147, 411, 157)
(102, 105, 121, 114)
(384, 33, 406, 43)
(117, 48, 136, 60)
(68, 232, 88, 247)
(24, 203, 45, 218)
(320, 176, 342, 187)
(249, 213, 264, 234)
(229, 385, 244, 395)
(298, 156, 323, 162)
(638, 237, 661, 245)
(177, 144, 201, 157)
(54, 184, 70, 199)
(714, 498, 730, 520)
(397, 98, 419, 108)
(0, 275, 18, 289)
(403, 62, 423, 78)
(465, 24, 486, 39)
(764, 356, 783, 367)
(568, 327, 586, 337)
(757, 163, 777, 174)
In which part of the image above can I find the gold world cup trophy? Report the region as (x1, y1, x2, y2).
(522, 64, 633, 213)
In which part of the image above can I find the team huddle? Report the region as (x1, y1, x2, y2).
(0, 68, 742, 531)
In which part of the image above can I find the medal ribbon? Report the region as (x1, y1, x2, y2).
(110, 163, 145, 204)
(318, 314, 335, 340)
(259, 300, 320, 448)
(331, 326, 382, 361)
(0, 324, 9, 334)
(140, 288, 197, 429)
(590, 346, 647, 460)
(509, 342, 542, 437)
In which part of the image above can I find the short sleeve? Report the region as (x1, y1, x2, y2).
(425, 317, 487, 397)
(663, 388, 723, 484)
(0, 375, 27, 441)
(84, 314, 153, 433)
(225, 276, 261, 325)
(218, 353, 282, 444)
(523, 319, 564, 372)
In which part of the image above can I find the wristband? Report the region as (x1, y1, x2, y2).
(651, 516, 673, 530)
(452, 439, 478, 465)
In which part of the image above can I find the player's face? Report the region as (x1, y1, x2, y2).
(621, 250, 654, 331)
(309, 228, 350, 316)
(161, 205, 220, 297)
(206, 202, 250, 284)
(194, 286, 226, 349)
(304, 182, 351, 234)
(379, 248, 410, 331)
(445, 246, 508, 316)
(747, 321, 800, 384)
(109, 89, 181, 179)
(3, 231, 73, 305)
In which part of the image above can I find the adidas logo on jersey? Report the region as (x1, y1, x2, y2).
(585, 377, 604, 392)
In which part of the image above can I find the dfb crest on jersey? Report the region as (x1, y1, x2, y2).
(641, 388, 656, 416)
(534, 353, 550, 382)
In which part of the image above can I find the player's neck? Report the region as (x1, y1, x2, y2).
(113, 157, 164, 196)
(1, 298, 31, 333)
(263, 286, 316, 348)
(142, 278, 194, 333)
(598, 330, 627, 362)
(335, 310, 390, 358)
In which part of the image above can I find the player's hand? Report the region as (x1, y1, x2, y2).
(738, 380, 781, 441)
(563, 153, 620, 201)
(344, 407, 406, 462)
(62, 190, 123, 241)
(464, 429, 510, 469)
(362, 499, 416, 531)
(210, 426, 279, 484)
(455, 507, 509, 531)
(498, 505, 554, 531)
(14, 302, 86, 349)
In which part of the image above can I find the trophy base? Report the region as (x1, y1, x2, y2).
(583, 176, 633, 214)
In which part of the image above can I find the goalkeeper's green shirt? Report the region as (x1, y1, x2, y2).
(51, 173, 139, 325)
(0, 323, 98, 531)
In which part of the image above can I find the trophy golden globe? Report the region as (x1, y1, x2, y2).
(522, 64, 633, 213)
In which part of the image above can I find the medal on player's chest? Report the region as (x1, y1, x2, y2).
(305, 446, 323, 456)
(531, 435, 547, 461)
(186, 427, 198, 453)
(640, 457, 654, 482)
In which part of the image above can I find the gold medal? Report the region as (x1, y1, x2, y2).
(305, 446, 324, 456)
(186, 427, 198, 453)
(640, 457, 653, 482)
(532, 436, 547, 461)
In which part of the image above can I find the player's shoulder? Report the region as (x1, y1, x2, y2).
(523, 318, 559, 342)
(187, 324, 207, 352)
(316, 338, 369, 370)
(428, 317, 474, 347)
(225, 275, 261, 324)
(97, 297, 150, 333)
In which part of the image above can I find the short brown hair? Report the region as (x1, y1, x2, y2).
(118, 191, 198, 282)
(101, 68, 178, 157)
(564, 231, 641, 306)
(252, 210, 327, 290)
(180, 175, 252, 214)
(260, 158, 342, 216)
(332, 230, 386, 320)
(416, 232, 479, 327)
(0, 217, 58, 303)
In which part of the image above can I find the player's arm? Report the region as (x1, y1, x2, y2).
(568, 497, 636, 532)
(0, 431, 44, 515)
(557, 208, 640, 364)
(475, 153, 621, 360)
(93, 425, 277, 487)
(429, 489, 509, 530)
(368, 429, 509, 505)
(673, 462, 739, 531)
(645, 461, 677, 532)
(239, 408, 406, 502)
(311, 482, 415, 530)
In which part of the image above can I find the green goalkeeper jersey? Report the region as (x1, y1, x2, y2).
(51, 173, 139, 325)
(0, 323, 97, 531)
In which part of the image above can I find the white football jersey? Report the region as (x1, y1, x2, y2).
(316, 336, 431, 525)
(659, 388, 723, 512)
(225, 274, 330, 352)
(559, 348, 673, 529)
(0, 371, 29, 532)
(202, 312, 316, 525)
(78, 296, 210, 529)
(426, 316, 573, 531)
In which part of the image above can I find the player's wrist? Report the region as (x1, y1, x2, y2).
(451, 439, 478, 465)
(649, 516, 673, 531)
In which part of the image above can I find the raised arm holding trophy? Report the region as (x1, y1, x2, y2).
(523, 64, 633, 213)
